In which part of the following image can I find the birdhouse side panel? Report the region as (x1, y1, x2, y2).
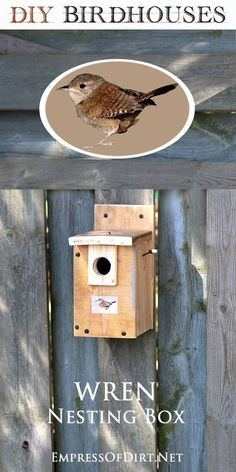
(73, 245, 136, 338)
(135, 239, 154, 336)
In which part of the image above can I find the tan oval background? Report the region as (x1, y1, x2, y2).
(43, 60, 192, 158)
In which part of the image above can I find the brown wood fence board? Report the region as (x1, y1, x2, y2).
(2, 157, 236, 189)
(0, 112, 235, 161)
(0, 189, 52, 472)
(0, 53, 235, 111)
(3, 31, 236, 54)
(158, 190, 207, 472)
(95, 189, 156, 472)
(47, 190, 100, 472)
(207, 190, 236, 472)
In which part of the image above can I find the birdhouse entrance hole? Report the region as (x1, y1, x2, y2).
(87, 245, 117, 286)
(94, 257, 111, 276)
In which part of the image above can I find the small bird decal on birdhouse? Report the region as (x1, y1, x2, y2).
(96, 298, 117, 310)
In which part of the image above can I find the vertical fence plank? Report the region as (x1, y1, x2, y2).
(0, 190, 52, 472)
(48, 190, 100, 472)
(158, 190, 207, 471)
(207, 189, 236, 471)
(95, 189, 156, 472)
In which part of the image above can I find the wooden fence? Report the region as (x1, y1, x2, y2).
(0, 30, 236, 472)
(0, 30, 235, 187)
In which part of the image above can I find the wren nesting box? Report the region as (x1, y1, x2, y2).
(68, 205, 154, 339)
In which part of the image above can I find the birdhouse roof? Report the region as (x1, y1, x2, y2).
(68, 230, 152, 247)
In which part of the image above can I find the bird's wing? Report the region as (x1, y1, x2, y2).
(88, 83, 144, 118)
(121, 87, 156, 106)
(122, 87, 143, 97)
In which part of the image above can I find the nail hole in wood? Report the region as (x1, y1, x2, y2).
(22, 441, 29, 450)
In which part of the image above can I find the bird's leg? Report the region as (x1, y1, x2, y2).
(83, 144, 96, 150)
(83, 122, 120, 149)
(83, 133, 113, 149)
(97, 136, 114, 146)
(97, 130, 115, 146)
(83, 132, 114, 149)
(97, 122, 121, 146)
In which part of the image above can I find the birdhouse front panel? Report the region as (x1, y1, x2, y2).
(88, 245, 117, 286)
(73, 244, 137, 338)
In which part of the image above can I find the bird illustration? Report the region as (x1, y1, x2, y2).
(96, 298, 116, 310)
(59, 73, 178, 146)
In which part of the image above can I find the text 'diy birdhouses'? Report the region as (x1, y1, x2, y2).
(68, 205, 155, 339)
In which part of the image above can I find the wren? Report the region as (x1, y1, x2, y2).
(59, 73, 178, 146)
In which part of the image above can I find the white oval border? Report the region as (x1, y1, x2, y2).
(39, 58, 195, 160)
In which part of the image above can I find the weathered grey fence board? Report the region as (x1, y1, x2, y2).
(0, 33, 60, 54)
(2, 156, 236, 189)
(207, 190, 236, 472)
(0, 190, 52, 472)
(0, 112, 235, 162)
(199, 85, 235, 112)
(0, 53, 235, 110)
(95, 189, 156, 472)
(47, 190, 100, 472)
(3, 30, 235, 54)
(158, 190, 207, 471)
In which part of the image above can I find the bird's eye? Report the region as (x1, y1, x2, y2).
(80, 84, 86, 89)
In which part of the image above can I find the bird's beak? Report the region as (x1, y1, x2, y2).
(58, 85, 69, 91)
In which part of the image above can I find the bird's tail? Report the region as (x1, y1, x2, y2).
(140, 83, 178, 102)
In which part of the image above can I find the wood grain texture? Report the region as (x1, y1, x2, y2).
(95, 204, 155, 232)
(95, 189, 156, 471)
(207, 190, 236, 472)
(0, 112, 236, 171)
(69, 230, 152, 247)
(0, 112, 235, 161)
(87, 244, 117, 285)
(4, 30, 235, 54)
(158, 190, 207, 472)
(0, 190, 52, 472)
(0, 53, 235, 110)
(0, 33, 60, 54)
(47, 190, 100, 472)
(135, 237, 154, 337)
(2, 156, 236, 189)
(95, 204, 154, 337)
(74, 244, 139, 338)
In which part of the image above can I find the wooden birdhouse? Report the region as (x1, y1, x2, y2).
(68, 205, 154, 339)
